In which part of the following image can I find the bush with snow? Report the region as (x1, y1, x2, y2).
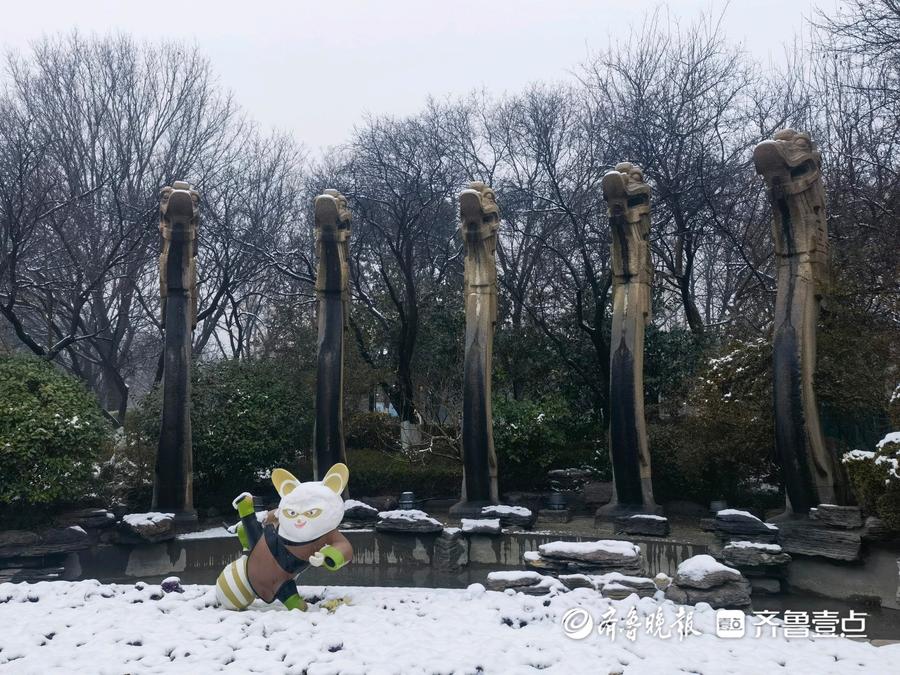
(843, 431, 900, 530)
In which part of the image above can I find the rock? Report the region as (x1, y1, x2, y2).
(713, 509, 779, 542)
(461, 518, 501, 535)
(354, 495, 398, 512)
(862, 516, 896, 542)
(653, 572, 672, 590)
(614, 514, 670, 537)
(118, 512, 175, 543)
(342, 499, 380, 525)
(720, 541, 791, 568)
(810, 504, 863, 529)
(375, 509, 443, 534)
(161, 576, 184, 593)
(530, 540, 643, 575)
(434, 529, 468, 572)
(0, 565, 65, 583)
(538, 509, 571, 524)
(597, 573, 657, 599)
(674, 554, 743, 590)
(583, 481, 613, 506)
(486, 571, 565, 595)
(665, 579, 752, 608)
(749, 577, 781, 594)
(480, 505, 535, 529)
(539, 539, 640, 565)
(0, 526, 90, 558)
(55, 508, 116, 530)
(777, 521, 861, 561)
(558, 574, 596, 590)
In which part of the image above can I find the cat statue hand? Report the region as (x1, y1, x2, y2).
(215, 463, 353, 611)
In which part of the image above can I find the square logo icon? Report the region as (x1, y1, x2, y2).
(716, 609, 746, 638)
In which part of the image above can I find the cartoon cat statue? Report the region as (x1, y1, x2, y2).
(215, 463, 353, 611)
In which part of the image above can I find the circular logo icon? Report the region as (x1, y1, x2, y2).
(561, 607, 595, 640)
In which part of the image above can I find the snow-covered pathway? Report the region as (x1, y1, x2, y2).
(0, 580, 896, 674)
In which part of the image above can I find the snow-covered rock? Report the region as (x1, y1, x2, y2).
(480, 504, 535, 528)
(720, 541, 791, 569)
(485, 570, 565, 595)
(461, 518, 501, 534)
(712, 508, 778, 543)
(666, 554, 751, 609)
(375, 509, 443, 534)
(119, 512, 175, 543)
(674, 555, 742, 590)
(342, 499, 379, 524)
(528, 539, 643, 575)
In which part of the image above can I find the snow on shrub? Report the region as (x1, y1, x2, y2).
(843, 431, 900, 530)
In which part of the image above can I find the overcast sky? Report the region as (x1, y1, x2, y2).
(1, 0, 829, 153)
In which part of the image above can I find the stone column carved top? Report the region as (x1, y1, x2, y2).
(314, 188, 352, 302)
(753, 129, 828, 291)
(159, 180, 200, 328)
(459, 181, 500, 324)
(602, 162, 653, 315)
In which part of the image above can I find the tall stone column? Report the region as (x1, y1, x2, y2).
(451, 182, 500, 516)
(312, 189, 351, 480)
(598, 163, 658, 516)
(153, 181, 199, 522)
(754, 129, 845, 514)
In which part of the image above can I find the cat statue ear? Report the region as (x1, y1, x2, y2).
(271, 468, 300, 497)
(322, 463, 349, 494)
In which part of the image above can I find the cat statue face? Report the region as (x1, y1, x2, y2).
(271, 464, 348, 544)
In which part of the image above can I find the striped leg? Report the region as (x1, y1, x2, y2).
(215, 556, 255, 611)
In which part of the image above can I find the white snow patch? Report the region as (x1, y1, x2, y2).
(487, 570, 544, 583)
(876, 432, 900, 449)
(122, 512, 173, 526)
(378, 509, 442, 526)
(461, 518, 500, 532)
(481, 505, 531, 516)
(677, 554, 740, 581)
(715, 509, 760, 521)
(539, 539, 640, 557)
(844, 449, 877, 462)
(343, 499, 377, 510)
(725, 541, 783, 553)
(629, 514, 666, 521)
(176, 527, 231, 540)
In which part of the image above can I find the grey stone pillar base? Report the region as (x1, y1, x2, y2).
(449, 500, 496, 520)
(595, 501, 663, 523)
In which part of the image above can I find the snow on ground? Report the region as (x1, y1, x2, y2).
(2, 580, 895, 674)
